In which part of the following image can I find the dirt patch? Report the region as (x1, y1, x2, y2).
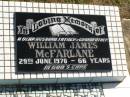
(122, 19, 130, 73)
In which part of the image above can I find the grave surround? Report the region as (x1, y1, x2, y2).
(0, 1, 129, 84)
(0, 83, 105, 97)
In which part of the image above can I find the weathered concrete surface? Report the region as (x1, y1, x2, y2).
(122, 19, 130, 74)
